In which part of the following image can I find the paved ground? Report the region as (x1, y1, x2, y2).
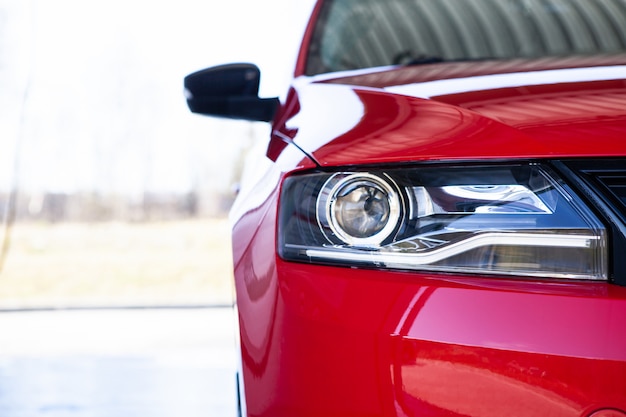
(0, 307, 238, 417)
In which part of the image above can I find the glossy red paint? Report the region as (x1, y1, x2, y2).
(276, 65, 626, 167)
(589, 411, 626, 417)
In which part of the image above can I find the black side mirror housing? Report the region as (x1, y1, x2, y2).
(184, 63, 279, 122)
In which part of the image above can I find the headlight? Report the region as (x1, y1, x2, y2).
(279, 163, 608, 280)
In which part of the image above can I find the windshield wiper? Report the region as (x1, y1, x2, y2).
(394, 51, 503, 67)
(393, 51, 444, 66)
(406, 55, 445, 65)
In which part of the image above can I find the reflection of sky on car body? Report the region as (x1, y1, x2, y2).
(286, 82, 365, 153)
(387, 65, 626, 98)
(0, 0, 316, 194)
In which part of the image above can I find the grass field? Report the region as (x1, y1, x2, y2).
(0, 219, 235, 309)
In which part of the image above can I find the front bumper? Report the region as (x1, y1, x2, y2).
(236, 260, 626, 417)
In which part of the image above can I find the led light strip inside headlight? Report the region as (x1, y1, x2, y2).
(279, 164, 607, 280)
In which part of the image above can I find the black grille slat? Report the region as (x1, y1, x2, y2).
(562, 160, 626, 216)
(596, 173, 626, 207)
(558, 159, 626, 286)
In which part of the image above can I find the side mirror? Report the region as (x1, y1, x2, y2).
(184, 63, 279, 122)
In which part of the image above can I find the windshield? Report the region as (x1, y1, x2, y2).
(305, 0, 626, 75)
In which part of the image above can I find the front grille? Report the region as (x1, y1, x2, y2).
(595, 172, 626, 209)
(563, 159, 626, 220)
(558, 159, 626, 286)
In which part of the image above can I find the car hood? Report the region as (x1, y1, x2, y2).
(283, 59, 626, 167)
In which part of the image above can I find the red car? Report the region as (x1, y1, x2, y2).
(185, 1, 626, 416)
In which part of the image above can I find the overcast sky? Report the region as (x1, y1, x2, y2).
(0, 0, 316, 195)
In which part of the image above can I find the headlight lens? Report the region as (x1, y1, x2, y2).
(318, 173, 402, 247)
(279, 163, 607, 280)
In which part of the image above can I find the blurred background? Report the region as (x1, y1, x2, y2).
(0, 3, 313, 416)
(0, 0, 317, 309)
